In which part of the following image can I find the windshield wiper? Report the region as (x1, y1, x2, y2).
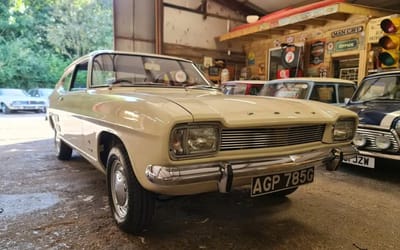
(361, 96, 400, 103)
(184, 85, 220, 90)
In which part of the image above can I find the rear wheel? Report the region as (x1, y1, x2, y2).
(54, 131, 72, 160)
(107, 144, 155, 234)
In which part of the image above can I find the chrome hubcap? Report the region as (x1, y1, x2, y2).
(111, 161, 128, 219)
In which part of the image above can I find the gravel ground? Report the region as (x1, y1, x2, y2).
(0, 113, 399, 250)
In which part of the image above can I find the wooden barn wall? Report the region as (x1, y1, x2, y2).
(241, 15, 370, 82)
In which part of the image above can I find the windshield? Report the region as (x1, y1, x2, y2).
(91, 53, 211, 87)
(352, 75, 400, 102)
(258, 82, 309, 99)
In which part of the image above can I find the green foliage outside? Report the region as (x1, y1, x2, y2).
(0, 0, 113, 90)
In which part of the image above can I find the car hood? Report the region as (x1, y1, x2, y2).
(0, 95, 45, 103)
(347, 101, 400, 128)
(123, 89, 353, 126)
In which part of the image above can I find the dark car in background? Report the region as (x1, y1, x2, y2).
(0, 88, 47, 114)
(344, 71, 400, 168)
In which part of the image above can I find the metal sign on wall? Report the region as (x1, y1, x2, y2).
(335, 39, 359, 52)
(331, 25, 363, 38)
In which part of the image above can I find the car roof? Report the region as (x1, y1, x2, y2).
(65, 50, 194, 74)
(222, 77, 356, 86)
(222, 80, 267, 85)
(363, 70, 400, 79)
(265, 77, 356, 85)
(71, 50, 193, 65)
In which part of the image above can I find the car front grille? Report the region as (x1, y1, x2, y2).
(220, 124, 325, 151)
(12, 101, 45, 105)
(356, 128, 400, 153)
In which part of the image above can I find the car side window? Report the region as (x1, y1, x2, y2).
(310, 84, 336, 103)
(70, 62, 88, 91)
(57, 71, 73, 94)
(338, 85, 356, 103)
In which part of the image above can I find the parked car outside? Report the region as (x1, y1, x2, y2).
(344, 70, 400, 169)
(48, 50, 358, 234)
(221, 80, 265, 95)
(0, 88, 47, 114)
(257, 77, 356, 106)
(28, 88, 54, 109)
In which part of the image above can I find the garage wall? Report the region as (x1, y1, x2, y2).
(113, 0, 156, 53)
(113, 0, 246, 64)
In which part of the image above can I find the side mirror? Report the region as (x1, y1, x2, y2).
(344, 98, 350, 104)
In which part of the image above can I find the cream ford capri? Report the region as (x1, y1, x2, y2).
(48, 50, 358, 234)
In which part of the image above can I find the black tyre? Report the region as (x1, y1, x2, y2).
(270, 187, 298, 197)
(1, 104, 11, 114)
(107, 144, 155, 234)
(54, 131, 72, 160)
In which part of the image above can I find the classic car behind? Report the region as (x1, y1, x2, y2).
(257, 77, 356, 106)
(221, 80, 265, 95)
(344, 70, 400, 168)
(48, 50, 358, 234)
(28, 87, 54, 111)
(0, 88, 47, 114)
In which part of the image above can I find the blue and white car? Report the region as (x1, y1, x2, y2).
(344, 71, 400, 168)
(0, 88, 47, 114)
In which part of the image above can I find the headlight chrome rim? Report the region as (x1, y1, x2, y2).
(375, 135, 391, 150)
(170, 123, 220, 159)
(353, 133, 367, 147)
(395, 119, 400, 135)
(333, 118, 356, 142)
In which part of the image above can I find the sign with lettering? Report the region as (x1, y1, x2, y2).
(310, 40, 325, 65)
(335, 39, 359, 52)
(331, 26, 363, 38)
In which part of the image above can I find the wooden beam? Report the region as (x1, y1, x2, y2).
(279, 24, 306, 30)
(218, 2, 395, 42)
(338, 2, 394, 18)
(318, 13, 350, 21)
(297, 19, 328, 26)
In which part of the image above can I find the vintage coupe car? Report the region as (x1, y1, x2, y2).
(344, 70, 400, 168)
(48, 50, 358, 234)
(0, 88, 47, 114)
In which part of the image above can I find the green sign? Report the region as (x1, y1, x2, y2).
(335, 39, 358, 52)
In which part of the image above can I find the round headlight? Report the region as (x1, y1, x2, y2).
(395, 120, 400, 134)
(353, 133, 367, 147)
(375, 135, 391, 150)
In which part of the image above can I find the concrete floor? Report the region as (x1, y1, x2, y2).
(1, 113, 399, 249)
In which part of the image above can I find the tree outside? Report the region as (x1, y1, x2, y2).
(0, 0, 113, 90)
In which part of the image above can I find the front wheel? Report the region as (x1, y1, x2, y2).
(107, 144, 155, 234)
(54, 130, 72, 160)
(1, 104, 11, 114)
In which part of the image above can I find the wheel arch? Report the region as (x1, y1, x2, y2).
(98, 131, 126, 171)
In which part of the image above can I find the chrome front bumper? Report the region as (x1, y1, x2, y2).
(145, 145, 357, 193)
